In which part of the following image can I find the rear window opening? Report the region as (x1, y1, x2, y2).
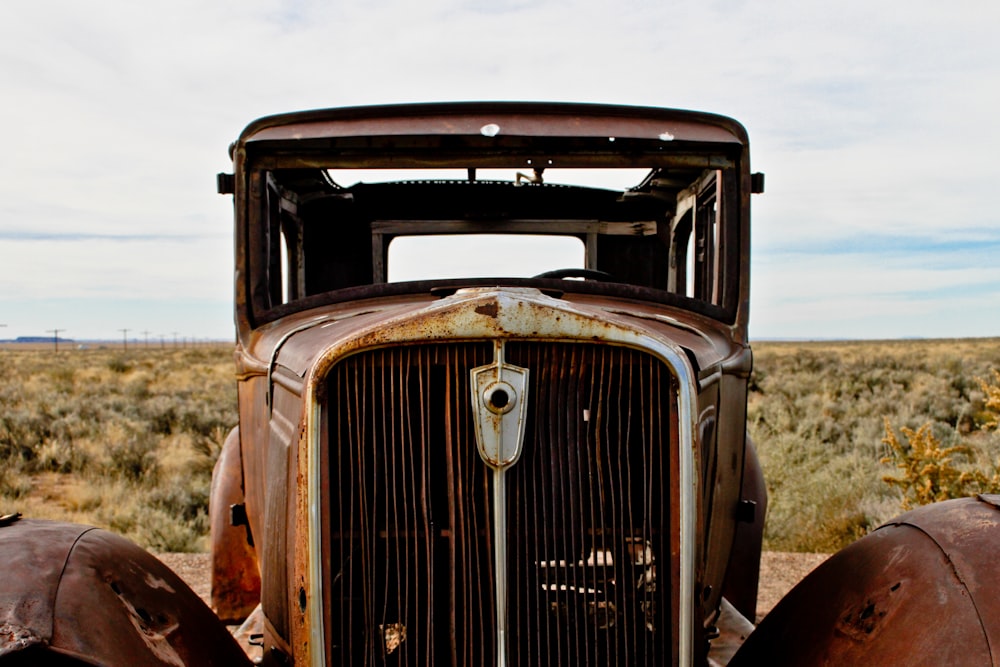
(387, 234, 585, 282)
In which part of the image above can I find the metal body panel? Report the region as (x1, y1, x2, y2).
(0, 519, 251, 666)
(209, 426, 261, 623)
(731, 496, 1000, 665)
(720, 434, 767, 622)
(246, 291, 740, 380)
(239, 102, 747, 149)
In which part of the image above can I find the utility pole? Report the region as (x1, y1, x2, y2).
(119, 328, 130, 352)
(142, 330, 151, 348)
(172, 331, 179, 348)
(46, 329, 64, 353)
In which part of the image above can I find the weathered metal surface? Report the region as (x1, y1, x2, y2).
(0, 518, 251, 665)
(257, 291, 738, 381)
(239, 102, 747, 152)
(730, 496, 1000, 666)
(209, 426, 261, 623)
(0, 519, 71, 656)
(720, 434, 767, 622)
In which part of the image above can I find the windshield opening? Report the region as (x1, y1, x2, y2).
(246, 158, 739, 324)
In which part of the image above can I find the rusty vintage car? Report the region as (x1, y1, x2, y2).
(209, 102, 767, 666)
(4, 102, 1000, 666)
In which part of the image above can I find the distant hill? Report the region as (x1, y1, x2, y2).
(11, 336, 75, 344)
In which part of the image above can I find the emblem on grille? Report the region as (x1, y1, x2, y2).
(470, 341, 529, 470)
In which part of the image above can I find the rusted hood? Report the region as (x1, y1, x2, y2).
(254, 287, 736, 380)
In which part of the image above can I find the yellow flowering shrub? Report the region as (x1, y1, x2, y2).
(980, 369, 1000, 430)
(881, 417, 1000, 509)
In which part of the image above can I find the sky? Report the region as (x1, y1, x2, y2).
(1, 0, 998, 341)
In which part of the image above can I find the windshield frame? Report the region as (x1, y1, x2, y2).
(230, 103, 751, 340)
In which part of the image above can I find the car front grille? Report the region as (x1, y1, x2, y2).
(323, 341, 678, 666)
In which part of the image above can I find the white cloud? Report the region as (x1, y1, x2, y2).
(751, 248, 1000, 338)
(0, 0, 997, 339)
(0, 235, 231, 300)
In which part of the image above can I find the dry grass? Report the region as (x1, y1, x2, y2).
(750, 338, 1000, 552)
(3, 338, 998, 555)
(0, 345, 235, 551)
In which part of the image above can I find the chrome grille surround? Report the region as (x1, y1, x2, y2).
(303, 288, 699, 667)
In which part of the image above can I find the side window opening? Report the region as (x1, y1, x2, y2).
(278, 219, 304, 305)
(695, 185, 719, 303)
(266, 175, 306, 306)
(666, 170, 721, 303)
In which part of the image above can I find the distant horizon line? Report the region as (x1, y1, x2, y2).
(750, 335, 1000, 343)
(3, 334, 997, 345)
(1, 336, 233, 344)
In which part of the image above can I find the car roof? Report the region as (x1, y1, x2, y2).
(237, 101, 748, 149)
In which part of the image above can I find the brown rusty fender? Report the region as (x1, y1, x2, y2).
(730, 495, 1000, 666)
(0, 518, 250, 666)
(209, 426, 261, 623)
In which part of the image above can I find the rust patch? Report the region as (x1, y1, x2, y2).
(475, 302, 500, 318)
(380, 622, 406, 655)
(109, 579, 185, 667)
(0, 622, 43, 655)
(835, 580, 905, 642)
(143, 573, 176, 593)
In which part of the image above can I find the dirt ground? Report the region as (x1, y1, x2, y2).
(754, 551, 829, 620)
(159, 550, 830, 622)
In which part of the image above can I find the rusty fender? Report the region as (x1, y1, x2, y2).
(0, 518, 250, 666)
(730, 495, 1000, 666)
(210, 426, 261, 623)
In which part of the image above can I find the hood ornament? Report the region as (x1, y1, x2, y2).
(470, 341, 529, 469)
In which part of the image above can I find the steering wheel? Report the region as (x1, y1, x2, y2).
(533, 268, 615, 281)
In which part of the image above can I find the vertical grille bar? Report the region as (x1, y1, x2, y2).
(325, 342, 676, 666)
